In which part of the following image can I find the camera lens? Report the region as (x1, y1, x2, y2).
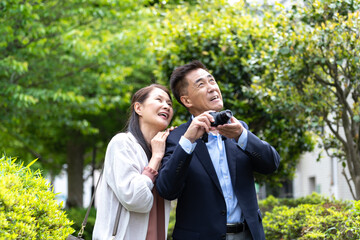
(210, 110, 233, 126)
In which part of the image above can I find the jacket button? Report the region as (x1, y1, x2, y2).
(221, 210, 226, 215)
(221, 234, 226, 239)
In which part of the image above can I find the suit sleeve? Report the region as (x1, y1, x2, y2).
(236, 120, 280, 174)
(156, 132, 192, 200)
(242, 131, 280, 174)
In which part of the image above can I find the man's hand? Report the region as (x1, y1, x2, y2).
(216, 116, 244, 141)
(183, 111, 214, 143)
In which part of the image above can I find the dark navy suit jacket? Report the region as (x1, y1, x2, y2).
(156, 119, 280, 240)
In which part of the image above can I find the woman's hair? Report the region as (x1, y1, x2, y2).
(126, 84, 172, 160)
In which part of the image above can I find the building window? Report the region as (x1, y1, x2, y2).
(309, 176, 316, 194)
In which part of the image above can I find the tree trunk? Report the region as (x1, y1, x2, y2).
(66, 140, 85, 208)
(354, 175, 360, 200)
(347, 156, 360, 200)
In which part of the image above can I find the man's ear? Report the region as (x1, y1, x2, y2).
(134, 102, 142, 116)
(180, 95, 192, 108)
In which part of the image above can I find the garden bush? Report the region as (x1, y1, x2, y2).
(259, 192, 353, 213)
(259, 193, 360, 239)
(0, 155, 74, 239)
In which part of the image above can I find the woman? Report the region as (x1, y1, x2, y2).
(93, 84, 174, 240)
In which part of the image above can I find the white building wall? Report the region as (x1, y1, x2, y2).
(293, 144, 354, 200)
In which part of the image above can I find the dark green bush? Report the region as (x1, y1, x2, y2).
(259, 192, 353, 214)
(0, 155, 74, 239)
(259, 193, 360, 239)
(65, 207, 96, 239)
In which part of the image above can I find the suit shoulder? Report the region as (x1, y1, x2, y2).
(168, 122, 188, 141)
(176, 122, 189, 132)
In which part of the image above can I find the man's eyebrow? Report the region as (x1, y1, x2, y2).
(194, 74, 213, 84)
(194, 78, 203, 84)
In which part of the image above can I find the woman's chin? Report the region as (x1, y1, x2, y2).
(154, 121, 169, 131)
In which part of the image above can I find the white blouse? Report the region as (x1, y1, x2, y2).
(92, 132, 171, 240)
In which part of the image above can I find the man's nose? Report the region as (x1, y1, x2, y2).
(207, 83, 217, 92)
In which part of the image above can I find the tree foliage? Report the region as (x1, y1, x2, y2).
(0, 0, 158, 207)
(249, 0, 360, 199)
(2, 0, 358, 206)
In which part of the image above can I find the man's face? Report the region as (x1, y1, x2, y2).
(180, 68, 223, 116)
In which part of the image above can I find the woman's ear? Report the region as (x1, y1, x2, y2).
(134, 102, 142, 116)
(180, 95, 192, 108)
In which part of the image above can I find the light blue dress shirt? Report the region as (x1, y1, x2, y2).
(179, 128, 248, 224)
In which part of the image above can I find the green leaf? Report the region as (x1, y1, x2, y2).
(26, 158, 38, 168)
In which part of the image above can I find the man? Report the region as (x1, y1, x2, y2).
(156, 60, 280, 240)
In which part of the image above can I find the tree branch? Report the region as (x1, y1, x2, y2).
(342, 168, 357, 200)
(312, 73, 337, 96)
(324, 117, 347, 147)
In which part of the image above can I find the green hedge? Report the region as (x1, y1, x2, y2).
(0, 155, 74, 239)
(259, 193, 360, 239)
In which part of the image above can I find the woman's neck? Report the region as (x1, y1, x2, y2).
(140, 123, 159, 147)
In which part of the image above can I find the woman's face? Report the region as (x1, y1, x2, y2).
(136, 87, 173, 131)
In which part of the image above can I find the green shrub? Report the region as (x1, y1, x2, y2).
(65, 207, 96, 239)
(259, 193, 360, 239)
(0, 155, 74, 239)
(259, 192, 352, 214)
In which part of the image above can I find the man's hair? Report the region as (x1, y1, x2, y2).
(170, 60, 208, 106)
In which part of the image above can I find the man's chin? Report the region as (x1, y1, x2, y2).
(211, 104, 223, 112)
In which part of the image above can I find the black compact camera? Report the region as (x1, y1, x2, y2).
(209, 110, 233, 127)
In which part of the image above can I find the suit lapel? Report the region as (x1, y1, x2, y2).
(194, 139, 223, 195)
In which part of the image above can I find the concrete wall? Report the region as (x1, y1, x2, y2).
(293, 145, 354, 200)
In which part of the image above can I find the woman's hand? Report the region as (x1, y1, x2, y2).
(151, 130, 170, 159)
(148, 126, 175, 171)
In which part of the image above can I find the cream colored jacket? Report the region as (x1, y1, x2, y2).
(92, 132, 171, 240)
